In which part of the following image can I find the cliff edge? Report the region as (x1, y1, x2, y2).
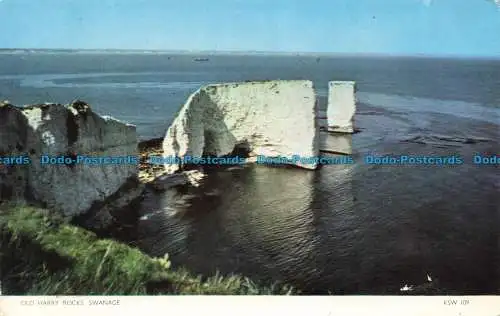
(0, 100, 142, 220)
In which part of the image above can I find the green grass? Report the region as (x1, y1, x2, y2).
(0, 204, 294, 295)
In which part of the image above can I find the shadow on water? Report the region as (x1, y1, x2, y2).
(138, 161, 355, 293)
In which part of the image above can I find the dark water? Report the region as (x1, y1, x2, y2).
(1, 53, 498, 294)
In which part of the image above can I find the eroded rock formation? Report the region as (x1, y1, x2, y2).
(327, 81, 357, 133)
(162, 80, 320, 174)
(0, 101, 142, 219)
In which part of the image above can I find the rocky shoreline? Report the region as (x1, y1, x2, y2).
(138, 137, 165, 183)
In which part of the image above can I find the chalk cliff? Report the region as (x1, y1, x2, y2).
(0, 101, 142, 219)
(162, 80, 320, 174)
(327, 81, 357, 133)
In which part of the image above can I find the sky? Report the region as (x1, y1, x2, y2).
(0, 0, 499, 57)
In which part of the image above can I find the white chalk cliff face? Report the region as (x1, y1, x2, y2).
(162, 80, 320, 173)
(327, 81, 357, 133)
(0, 101, 140, 218)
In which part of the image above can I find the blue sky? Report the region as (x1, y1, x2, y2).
(0, 0, 499, 57)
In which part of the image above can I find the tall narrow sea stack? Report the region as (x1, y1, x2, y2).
(162, 80, 320, 173)
(327, 81, 357, 133)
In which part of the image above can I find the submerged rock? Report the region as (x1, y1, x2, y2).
(162, 80, 320, 173)
(320, 132, 352, 155)
(0, 101, 141, 219)
(327, 81, 357, 133)
(150, 170, 205, 191)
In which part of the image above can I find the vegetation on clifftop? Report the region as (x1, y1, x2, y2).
(0, 204, 294, 295)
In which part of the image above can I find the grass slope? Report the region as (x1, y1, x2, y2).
(0, 204, 294, 295)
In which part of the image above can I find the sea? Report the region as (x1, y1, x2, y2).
(0, 52, 498, 294)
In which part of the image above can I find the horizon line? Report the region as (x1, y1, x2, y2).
(0, 48, 499, 60)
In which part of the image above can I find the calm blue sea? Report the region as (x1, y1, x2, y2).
(1, 53, 499, 138)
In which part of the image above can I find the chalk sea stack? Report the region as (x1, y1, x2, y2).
(327, 81, 357, 133)
(162, 80, 320, 173)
